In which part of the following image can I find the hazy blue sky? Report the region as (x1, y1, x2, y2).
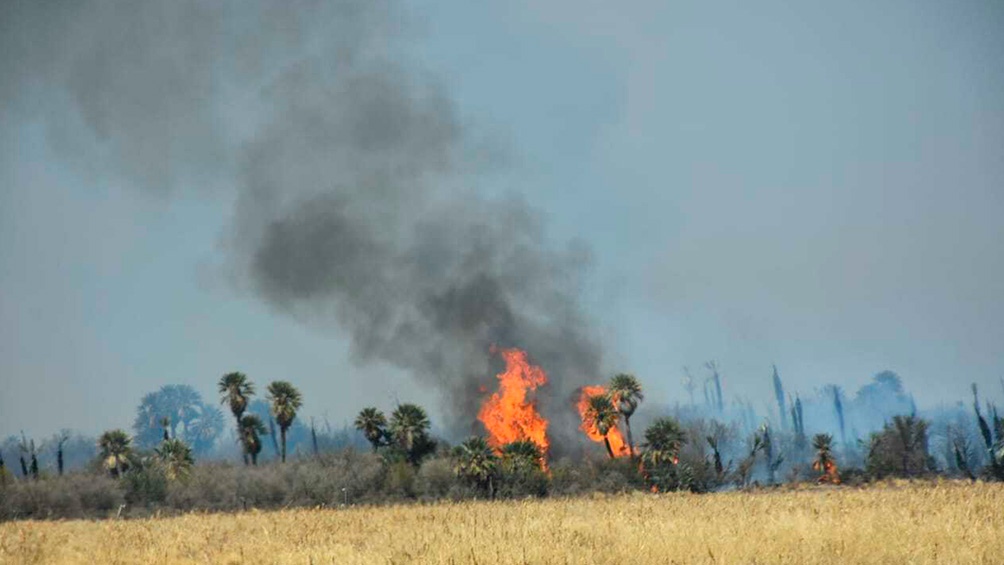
(2, 0, 1002, 439)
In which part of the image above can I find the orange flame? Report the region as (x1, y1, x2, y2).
(477, 347, 550, 466)
(813, 459, 841, 484)
(576, 385, 633, 458)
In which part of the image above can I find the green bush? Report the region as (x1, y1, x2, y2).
(123, 466, 168, 506)
(866, 416, 936, 478)
(416, 457, 455, 501)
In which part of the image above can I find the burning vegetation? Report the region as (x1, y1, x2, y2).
(476, 348, 550, 468)
(577, 386, 633, 459)
(6, 353, 1004, 521)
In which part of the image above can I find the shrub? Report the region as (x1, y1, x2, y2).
(123, 466, 168, 506)
(416, 457, 455, 501)
(383, 460, 417, 499)
(866, 416, 935, 478)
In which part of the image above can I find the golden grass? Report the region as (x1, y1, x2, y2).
(2, 480, 1002, 564)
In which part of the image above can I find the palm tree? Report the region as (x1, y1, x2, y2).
(583, 393, 620, 459)
(156, 438, 195, 480)
(159, 384, 203, 439)
(160, 417, 171, 441)
(354, 407, 388, 452)
(98, 429, 132, 478)
(266, 381, 303, 463)
(186, 403, 225, 456)
(218, 372, 254, 463)
(238, 414, 267, 466)
(218, 372, 254, 425)
(642, 417, 686, 467)
(453, 436, 498, 497)
(500, 439, 543, 471)
(608, 373, 644, 456)
(812, 433, 839, 484)
(56, 430, 70, 477)
(389, 403, 433, 465)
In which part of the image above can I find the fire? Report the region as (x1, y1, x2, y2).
(814, 459, 841, 485)
(576, 385, 634, 458)
(477, 347, 550, 466)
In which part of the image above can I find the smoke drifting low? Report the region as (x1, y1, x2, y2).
(1, 0, 601, 434)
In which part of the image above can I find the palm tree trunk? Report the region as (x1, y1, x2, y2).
(251, 452, 258, 466)
(281, 428, 287, 463)
(236, 414, 248, 466)
(603, 436, 615, 459)
(625, 416, 635, 457)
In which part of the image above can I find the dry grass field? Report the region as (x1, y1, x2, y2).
(1, 480, 1001, 564)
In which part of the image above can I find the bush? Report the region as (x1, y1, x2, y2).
(123, 466, 168, 506)
(74, 475, 123, 515)
(866, 416, 936, 478)
(0, 474, 123, 520)
(549, 457, 590, 496)
(382, 461, 416, 499)
(166, 464, 240, 511)
(416, 457, 455, 501)
(496, 463, 549, 499)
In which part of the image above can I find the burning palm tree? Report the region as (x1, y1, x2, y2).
(583, 393, 620, 459)
(608, 373, 644, 457)
(577, 386, 631, 458)
(812, 433, 840, 484)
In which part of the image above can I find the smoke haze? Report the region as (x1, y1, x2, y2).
(2, 1, 1002, 442)
(1, 0, 601, 438)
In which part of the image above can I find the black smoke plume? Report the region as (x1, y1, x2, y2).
(1, 0, 602, 438)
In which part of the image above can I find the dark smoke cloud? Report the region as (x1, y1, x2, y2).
(2, 0, 602, 437)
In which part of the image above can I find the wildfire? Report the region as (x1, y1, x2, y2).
(814, 459, 841, 485)
(576, 385, 633, 458)
(477, 347, 550, 466)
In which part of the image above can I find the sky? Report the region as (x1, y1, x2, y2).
(2, 0, 1003, 440)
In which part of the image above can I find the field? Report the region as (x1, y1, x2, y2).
(1, 481, 1001, 564)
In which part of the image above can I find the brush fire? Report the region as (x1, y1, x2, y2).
(477, 348, 639, 467)
(577, 385, 634, 458)
(477, 347, 550, 466)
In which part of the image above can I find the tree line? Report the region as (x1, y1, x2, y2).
(2, 368, 1003, 521)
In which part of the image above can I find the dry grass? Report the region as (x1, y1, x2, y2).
(1, 480, 1001, 564)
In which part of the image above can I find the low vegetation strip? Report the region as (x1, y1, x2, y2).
(2, 481, 1001, 564)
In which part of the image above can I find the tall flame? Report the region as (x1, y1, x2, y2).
(577, 385, 633, 458)
(477, 347, 550, 464)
